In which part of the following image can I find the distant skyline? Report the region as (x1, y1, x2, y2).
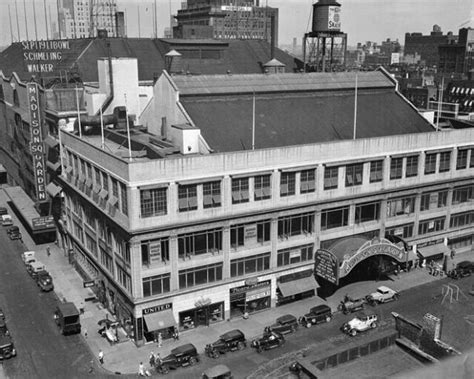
(0, 0, 472, 48)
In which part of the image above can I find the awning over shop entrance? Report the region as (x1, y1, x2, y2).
(143, 310, 176, 332)
(417, 244, 447, 260)
(278, 276, 319, 298)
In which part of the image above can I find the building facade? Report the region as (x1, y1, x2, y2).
(439, 28, 474, 75)
(55, 70, 474, 345)
(174, 0, 278, 44)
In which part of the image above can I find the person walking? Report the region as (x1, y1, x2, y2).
(98, 350, 104, 364)
(149, 352, 155, 368)
(46, 246, 51, 257)
(138, 362, 145, 376)
(157, 332, 162, 348)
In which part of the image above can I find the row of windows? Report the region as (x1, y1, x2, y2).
(140, 149, 474, 217)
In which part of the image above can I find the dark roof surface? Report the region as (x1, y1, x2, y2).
(0, 38, 302, 83)
(328, 237, 370, 261)
(179, 75, 435, 152)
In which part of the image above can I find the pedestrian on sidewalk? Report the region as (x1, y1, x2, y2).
(98, 350, 104, 364)
(149, 351, 155, 367)
(138, 362, 145, 376)
(157, 332, 162, 348)
(46, 246, 51, 257)
(173, 326, 179, 341)
(450, 249, 456, 259)
(83, 328, 88, 339)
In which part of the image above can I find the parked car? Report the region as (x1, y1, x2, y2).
(205, 329, 247, 358)
(156, 343, 199, 374)
(264, 314, 298, 335)
(9, 231, 22, 240)
(36, 271, 54, 292)
(0, 319, 9, 336)
(27, 261, 46, 279)
(54, 302, 81, 335)
(0, 333, 17, 360)
(366, 286, 399, 305)
(342, 313, 378, 336)
(251, 331, 285, 353)
(298, 304, 332, 328)
(1, 215, 13, 226)
(202, 364, 233, 379)
(7, 225, 19, 235)
(448, 261, 474, 279)
(337, 295, 366, 314)
(21, 251, 36, 265)
(0, 207, 8, 216)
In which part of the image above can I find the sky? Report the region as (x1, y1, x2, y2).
(0, 0, 472, 48)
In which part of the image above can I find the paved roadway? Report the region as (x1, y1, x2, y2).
(0, 228, 117, 379)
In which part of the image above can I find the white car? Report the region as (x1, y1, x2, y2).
(342, 313, 378, 336)
(21, 251, 36, 265)
(366, 286, 399, 305)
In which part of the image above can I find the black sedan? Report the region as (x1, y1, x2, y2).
(251, 331, 285, 353)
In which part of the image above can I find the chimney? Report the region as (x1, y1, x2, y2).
(270, 15, 276, 59)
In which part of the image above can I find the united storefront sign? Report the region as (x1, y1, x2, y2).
(143, 303, 172, 315)
(27, 83, 47, 202)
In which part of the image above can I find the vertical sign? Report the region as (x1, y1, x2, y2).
(27, 82, 47, 202)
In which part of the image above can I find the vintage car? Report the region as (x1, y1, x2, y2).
(205, 329, 247, 358)
(156, 343, 199, 374)
(0, 333, 17, 360)
(7, 225, 19, 235)
(366, 286, 399, 305)
(9, 231, 22, 240)
(298, 304, 332, 328)
(251, 331, 285, 353)
(264, 314, 298, 335)
(36, 271, 54, 292)
(342, 313, 378, 336)
(337, 295, 366, 314)
(448, 261, 474, 279)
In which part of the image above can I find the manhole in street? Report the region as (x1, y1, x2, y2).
(464, 315, 474, 325)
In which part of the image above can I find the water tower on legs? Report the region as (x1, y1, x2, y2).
(303, 0, 347, 72)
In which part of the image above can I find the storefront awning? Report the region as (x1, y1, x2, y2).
(46, 182, 63, 198)
(278, 276, 319, 298)
(143, 310, 176, 332)
(417, 244, 447, 260)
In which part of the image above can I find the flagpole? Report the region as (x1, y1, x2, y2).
(124, 94, 132, 161)
(252, 92, 256, 150)
(353, 72, 358, 140)
(100, 107, 105, 149)
(75, 85, 82, 138)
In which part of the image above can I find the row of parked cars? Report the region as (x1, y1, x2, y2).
(0, 308, 17, 361)
(21, 251, 54, 292)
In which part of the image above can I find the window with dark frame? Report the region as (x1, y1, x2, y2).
(449, 211, 474, 228)
(386, 196, 416, 217)
(178, 184, 198, 212)
(369, 160, 383, 183)
(418, 217, 445, 235)
(178, 228, 223, 257)
(385, 224, 414, 239)
(439, 151, 451, 172)
(254, 174, 271, 201)
(230, 224, 245, 249)
(232, 177, 249, 204)
(321, 206, 349, 230)
(300, 169, 316, 193)
(456, 149, 468, 170)
(390, 157, 403, 179)
(345, 163, 363, 187)
(405, 155, 419, 177)
(354, 201, 380, 224)
(203, 181, 221, 208)
(140, 187, 167, 217)
(280, 172, 296, 197)
(230, 253, 270, 277)
(277, 244, 314, 267)
(470, 148, 474, 168)
(324, 166, 338, 190)
(452, 185, 474, 204)
(179, 263, 223, 289)
(278, 213, 314, 237)
(142, 274, 171, 297)
(424, 153, 437, 174)
(420, 190, 448, 211)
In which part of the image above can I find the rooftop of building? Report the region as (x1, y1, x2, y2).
(0, 37, 303, 85)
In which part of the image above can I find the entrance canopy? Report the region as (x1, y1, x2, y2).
(417, 244, 447, 260)
(143, 310, 175, 332)
(278, 276, 319, 297)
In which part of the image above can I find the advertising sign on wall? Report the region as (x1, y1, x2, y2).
(27, 82, 47, 202)
(327, 6, 341, 30)
(22, 40, 70, 73)
(314, 249, 339, 285)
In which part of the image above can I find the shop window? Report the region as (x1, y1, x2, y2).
(230, 224, 244, 249)
(257, 220, 271, 243)
(420, 190, 448, 211)
(418, 217, 445, 235)
(203, 181, 221, 209)
(452, 185, 474, 204)
(300, 169, 316, 193)
(140, 187, 167, 217)
(141, 238, 170, 266)
(232, 177, 249, 204)
(277, 244, 314, 267)
(354, 201, 380, 224)
(386, 196, 416, 217)
(178, 263, 223, 289)
(142, 273, 171, 297)
(385, 224, 414, 239)
(369, 160, 383, 183)
(405, 155, 418, 177)
(390, 157, 403, 179)
(178, 184, 198, 212)
(178, 228, 222, 258)
(230, 253, 270, 277)
(254, 174, 271, 201)
(439, 151, 451, 172)
(456, 149, 468, 170)
(280, 172, 295, 197)
(449, 211, 474, 228)
(324, 166, 338, 190)
(345, 163, 363, 187)
(424, 153, 437, 174)
(278, 212, 314, 238)
(320, 206, 349, 230)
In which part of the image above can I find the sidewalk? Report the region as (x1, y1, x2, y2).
(2, 188, 472, 375)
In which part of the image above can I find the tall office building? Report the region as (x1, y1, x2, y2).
(58, 0, 118, 39)
(175, 0, 278, 44)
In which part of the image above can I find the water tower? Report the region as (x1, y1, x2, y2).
(303, 0, 347, 72)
